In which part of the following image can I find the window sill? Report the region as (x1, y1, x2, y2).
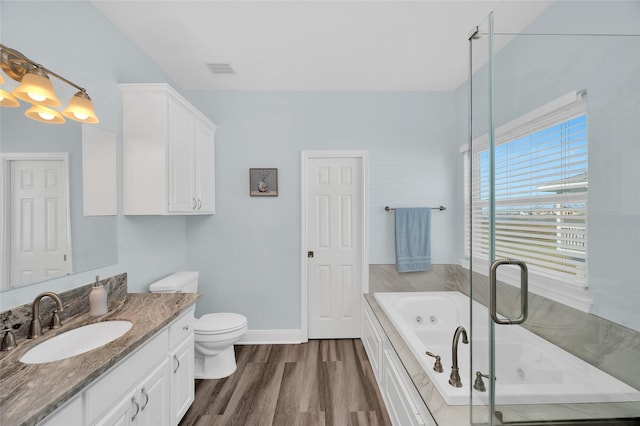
(459, 258, 592, 313)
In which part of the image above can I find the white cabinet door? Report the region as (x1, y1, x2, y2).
(382, 349, 425, 426)
(360, 299, 437, 426)
(95, 388, 137, 426)
(96, 360, 170, 426)
(170, 335, 195, 424)
(138, 359, 171, 426)
(362, 304, 383, 384)
(168, 98, 197, 213)
(121, 83, 216, 215)
(194, 119, 215, 213)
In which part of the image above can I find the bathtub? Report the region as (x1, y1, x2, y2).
(374, 291, 640, 406)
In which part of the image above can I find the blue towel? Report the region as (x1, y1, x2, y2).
(395, 208, 432, 273)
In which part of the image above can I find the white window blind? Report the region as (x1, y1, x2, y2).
(466, 93, 589, 307)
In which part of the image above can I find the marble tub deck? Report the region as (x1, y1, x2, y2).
(0, 293, 199, 426)
(364, 293, 640, 425)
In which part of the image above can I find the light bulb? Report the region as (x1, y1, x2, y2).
(28, 93, 47, 102)
(73, 111, 89, 120)
(25, 104, 65, 123)
(38, 111, 55, 120)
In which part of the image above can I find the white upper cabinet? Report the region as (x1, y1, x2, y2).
(120, 83, 216, 215)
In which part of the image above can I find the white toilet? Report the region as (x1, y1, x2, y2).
(149, 271, 247, 379)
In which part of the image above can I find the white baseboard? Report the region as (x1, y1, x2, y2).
(237, 329, 305, 345)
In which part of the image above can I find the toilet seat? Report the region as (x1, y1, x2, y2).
(195, 313, 247, 335)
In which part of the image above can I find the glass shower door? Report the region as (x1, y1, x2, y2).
(468, 2, 640, 424)
(467, 13, 494, 425)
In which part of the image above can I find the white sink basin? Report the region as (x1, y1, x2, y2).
(20, 320, 133, 364)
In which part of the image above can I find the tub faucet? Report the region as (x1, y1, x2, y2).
(448, 326, 468, 387)
(28, 292, 64, 339)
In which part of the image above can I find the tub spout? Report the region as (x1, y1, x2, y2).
(448, 325, 468, 387)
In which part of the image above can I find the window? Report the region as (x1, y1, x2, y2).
(464, 92, 590, 311)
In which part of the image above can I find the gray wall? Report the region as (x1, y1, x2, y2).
(1, 2, 462, 332)
(183, 91, 460, 327)
(0, 1, 188, 309)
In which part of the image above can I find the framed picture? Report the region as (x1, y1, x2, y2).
(250, 168, 278, 196)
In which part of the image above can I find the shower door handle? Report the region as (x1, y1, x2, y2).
(489, 259, 528, 325)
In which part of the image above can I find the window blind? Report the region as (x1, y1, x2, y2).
(468, 96, 588, 288)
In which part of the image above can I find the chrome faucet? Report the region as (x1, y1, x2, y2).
(28, 292, 64, 339)
(448, 326, 468, 387)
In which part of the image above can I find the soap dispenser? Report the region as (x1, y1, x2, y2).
(89, 276, 108, 316)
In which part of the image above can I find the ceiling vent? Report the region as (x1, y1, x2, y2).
(206, 63, 234, 74)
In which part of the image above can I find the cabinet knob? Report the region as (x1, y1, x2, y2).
(192, 197, 197, 210)
(182, 325, 190, 331)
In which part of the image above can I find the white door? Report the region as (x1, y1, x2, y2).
(305, 153, 365, 339)
(10, 160, 70, 286)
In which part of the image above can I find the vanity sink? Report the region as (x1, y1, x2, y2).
(19, 320, 133, 364)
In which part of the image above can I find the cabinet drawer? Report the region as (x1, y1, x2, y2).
(169, 307, 195, 349)
(85, 329, 168, 424)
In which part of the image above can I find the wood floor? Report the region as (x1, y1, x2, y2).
(179, 339, 392, 426)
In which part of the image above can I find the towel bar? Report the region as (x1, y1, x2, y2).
(385, 206, 446, 211)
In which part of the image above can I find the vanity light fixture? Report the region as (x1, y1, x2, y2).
(0, 44, 99, 124)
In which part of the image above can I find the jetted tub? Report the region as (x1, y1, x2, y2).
(374, 291, 640, 406)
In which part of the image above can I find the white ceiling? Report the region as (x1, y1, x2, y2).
(91, 1, 552, 92)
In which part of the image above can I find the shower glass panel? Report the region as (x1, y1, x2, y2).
(469, 1, 640, 424)
(467, 12, 493, 426)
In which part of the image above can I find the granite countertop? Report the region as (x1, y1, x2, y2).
(0, 293, 199, 426)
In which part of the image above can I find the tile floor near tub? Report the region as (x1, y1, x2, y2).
(179, 340, 391, 426)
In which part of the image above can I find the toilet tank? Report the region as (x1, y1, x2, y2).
(149, 271, 199, 293)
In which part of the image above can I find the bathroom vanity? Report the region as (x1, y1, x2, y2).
(0, 293, 198, 426)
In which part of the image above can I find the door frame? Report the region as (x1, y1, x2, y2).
(300, 150, 368, 342)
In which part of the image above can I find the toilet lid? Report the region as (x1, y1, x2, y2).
(195, 313, 247, 335)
